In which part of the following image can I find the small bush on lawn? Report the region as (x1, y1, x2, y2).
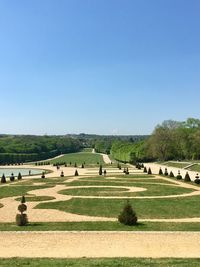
(176, 171, 182, 180)
(143, 167, 147, 173)
(99, 165, 103, 176)
(164, 168, 168, 176)
(118, 201, 138, 226)
(18, 172, 22, 180)
(169, 171, 174, 177)
(75, 170, 79, 176)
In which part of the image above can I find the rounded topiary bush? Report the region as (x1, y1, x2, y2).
(184, 172, 191, 182)
(60, 171, 64, 177)
(194, 174, 200, 184)
(176, 171, 182, 180)
(159, 168, 163, 175)
(118, 201, 137, 226)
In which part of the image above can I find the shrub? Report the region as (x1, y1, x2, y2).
(41, 172, 45, 179)
(104, 170, 107, 176)
(184, 172, 191, 182)
(118, 201, 138, 226)
(148, 167, 152, 175)
(125, 168, 129, 175)
(75, 170, 79, 176)
(99, 165, 103, 176)
(16, 196, 28, 226)
(159, 168, 163, 175)
(169, 171, 174, 177)
(74, 163, 77, 168)
(18, 172, 22, 180)
(164, 168, 168, 176)
(143, 167, 147, 173)
(10, 173, 15, 182)
(194, 178, 200, 184)
(1, 174, 6, 183)
(60, 171, 64, 177)
(81, 163, 84, 168)
(176, 171, 182, 180)
(16, 214, 28, 226)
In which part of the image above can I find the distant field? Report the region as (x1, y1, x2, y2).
(49, 152, 104, 166)
(187, 164, 200, 173)
(162, 161, 190, 169)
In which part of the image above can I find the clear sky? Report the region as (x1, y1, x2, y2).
(0, 0, 200, 135)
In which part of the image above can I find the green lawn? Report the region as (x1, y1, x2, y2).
(162, 161, 190, 169)
(187, 164, 200, 172)
(0, 185, 53, 199)
(15, 196, 55, 202)
(59, 183, 194, 197)
(0, 221, 200, 231)
(49, 152, 104, 166)
(36, 195, 200, 219)
(0, 258, 200, 267)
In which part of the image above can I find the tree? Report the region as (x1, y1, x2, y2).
(16, 196, 28, 226)
(118, 201, 137, 226)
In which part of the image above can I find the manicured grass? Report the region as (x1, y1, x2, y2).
(0, 221, 200, 231)
(0, 185, 53, 199)
(81, 148, 93, 152)
(49, 152, 104, 166)
(162, 161, 190, 169)
(36, 195, 200, 219)
(15, 196, 55, 202)
(0, 258, 200, 267)
(187, 164, 200, 172)
(59, 183, 194, 197)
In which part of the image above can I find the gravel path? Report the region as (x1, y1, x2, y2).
(0, 231, 200, 258)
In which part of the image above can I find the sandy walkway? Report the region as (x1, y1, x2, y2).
(1, 231, 200, 258)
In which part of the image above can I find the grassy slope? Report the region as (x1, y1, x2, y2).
(49, 152, 104, 166)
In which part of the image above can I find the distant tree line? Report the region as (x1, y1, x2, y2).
(0, 135, 82, 164)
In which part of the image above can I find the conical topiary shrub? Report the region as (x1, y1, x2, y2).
(18, 172, 22, 180)
(148, 167, 152, 175)
(74, 163, 77, 168)
(169, 171, 174, 177)
(118, 201, 138, 226)
(1, 174, 6, 183)
(75, 169, 79, 176)
(184, 172, 191, 182)
(81, 163, 84, 168)
(159, 168, 163, 175)
(143, 166, 147, 173)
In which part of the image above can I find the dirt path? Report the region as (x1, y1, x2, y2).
(1, 231, 200, 258)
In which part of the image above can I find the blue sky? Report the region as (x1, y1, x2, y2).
(0, 0, 200, 135)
